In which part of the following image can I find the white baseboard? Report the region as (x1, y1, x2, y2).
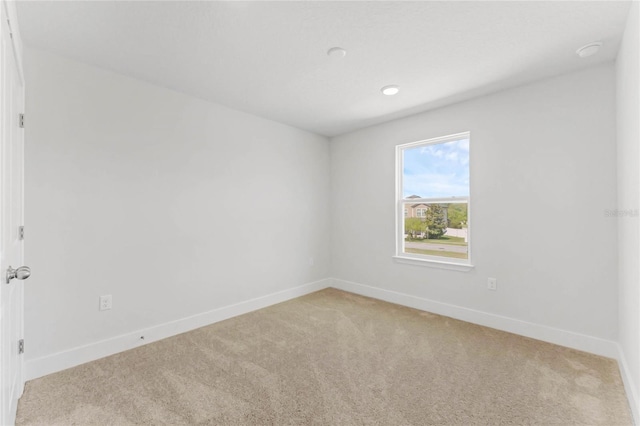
(25, 277, 625, 393)
(334, 277, 638, 423)
(26, 278, 331, 381)
(331, 278, 619, 359)
(26, 277, 636, 423)
(617, 344, 639, 425)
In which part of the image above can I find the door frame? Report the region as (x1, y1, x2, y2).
(0, 1, 25, 424)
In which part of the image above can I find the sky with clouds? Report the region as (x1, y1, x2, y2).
(403, 137, 469, 199)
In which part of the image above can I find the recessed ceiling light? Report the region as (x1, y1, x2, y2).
(576, 42, 602, 58)
(327, 47, 346, 58)
(381, 85, 399, 96)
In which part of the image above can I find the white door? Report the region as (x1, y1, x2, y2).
(0, 2, 26, 425)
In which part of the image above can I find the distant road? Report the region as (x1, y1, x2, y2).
(405, 241, 468, 254)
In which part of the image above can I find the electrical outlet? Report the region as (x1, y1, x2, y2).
(99, 295, 112, 311)
(309, 257, 315, 267)
(487, 278, 497, 291)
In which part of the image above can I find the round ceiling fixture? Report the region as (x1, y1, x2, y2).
(327, 47, 347, 58)
(576, 42, 602, 58)
(381, 85, 399, 96)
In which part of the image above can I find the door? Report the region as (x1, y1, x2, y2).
(0, 2, 26, 424)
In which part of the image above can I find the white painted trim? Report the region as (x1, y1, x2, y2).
(25, 276, 637, 425)
(396, 131, 472, 267)
(402, 197, 469, 204)
(331, 278, 619, 359)
(3, 0, 24, 85)
(25, 276, 636, 422)
(392, 255, 474, 271)
(617, 344, 639, 425)
(26, 278, 331, 381)
(398, 131, 471, 150)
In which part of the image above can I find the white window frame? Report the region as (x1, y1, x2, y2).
(394, 131, 473, 271)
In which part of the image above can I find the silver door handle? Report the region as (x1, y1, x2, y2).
(6, 266, 30, 284)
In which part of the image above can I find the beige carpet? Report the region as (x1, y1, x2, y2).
(16, 288, 632, 425)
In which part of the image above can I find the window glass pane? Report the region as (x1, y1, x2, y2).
(402, 202, 468, 260)
(402, 138, 469, 199)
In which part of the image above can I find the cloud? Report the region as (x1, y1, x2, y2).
(403, 137, 470, 198)
(420, 146, 444, 157)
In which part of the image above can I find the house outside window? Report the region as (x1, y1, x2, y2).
(395, 132, 471, 265)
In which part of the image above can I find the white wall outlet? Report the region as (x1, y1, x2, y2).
(99, 295, 112, 311)
(487, 278, 497, 291)
(309, 257, 315, 266)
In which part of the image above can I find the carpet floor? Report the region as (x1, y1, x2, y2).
(16, 288, 632, 425)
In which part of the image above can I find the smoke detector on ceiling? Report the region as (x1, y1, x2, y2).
(576, 42, 602, 58)
(327, 47, 347, 58)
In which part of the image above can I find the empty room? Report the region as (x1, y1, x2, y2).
(0, 0, 637, 424)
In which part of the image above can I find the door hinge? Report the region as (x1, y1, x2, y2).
(19, 113, 24, 128)
(18, 226, 24, 240)
(18, 339, 24, 355)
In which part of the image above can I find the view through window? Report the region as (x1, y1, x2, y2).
(397, 132, 470, 263)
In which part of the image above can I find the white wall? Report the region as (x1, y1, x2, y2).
(616, 1, 640, 420)
(331, 65, 618, 346)
(23, 49, 330, 369)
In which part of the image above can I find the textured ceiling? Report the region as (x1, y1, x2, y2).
(17, 1, 631, 137)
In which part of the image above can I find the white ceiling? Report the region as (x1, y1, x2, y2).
(17, 1, 631, 137)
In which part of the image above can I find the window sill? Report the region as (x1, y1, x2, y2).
(392, 255, 475, 272)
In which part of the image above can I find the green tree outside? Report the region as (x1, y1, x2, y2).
(425, 204, 447, 239)
(404, 217, 427, 239)
(447, 203, 468, 229)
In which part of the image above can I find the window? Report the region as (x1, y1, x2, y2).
(395, 132, 471, 266)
